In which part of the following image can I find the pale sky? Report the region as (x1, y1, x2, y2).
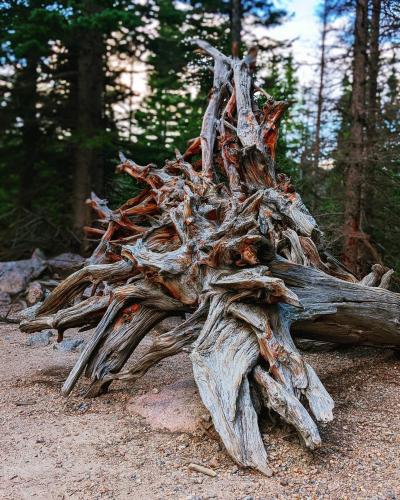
(270, 0, 321, 87)
(116, 0, 322, 135)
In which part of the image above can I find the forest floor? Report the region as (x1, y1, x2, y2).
(1, 310, 400, 500)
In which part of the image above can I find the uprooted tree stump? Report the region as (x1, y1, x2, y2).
(20, 40, 400, 475)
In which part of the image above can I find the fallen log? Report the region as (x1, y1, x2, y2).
(20, 40, 399, 475)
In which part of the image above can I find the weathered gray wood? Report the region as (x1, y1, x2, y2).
(190, 295, 270, 475)
(227, 300, 333, 439)
(211, 267, 301, 308)
(253, 366, 321, 449)
(269, 259, 400, 346)
(61, 295, 129, 396)
(61, 280, 188, 396)
(359, 263, 385, 286)
(379, 268, 394, 289)
(20, 295, 109, 334)
(38, 259, 134, 315)
(192, 39, 231, 180)
(110, 304, 207, 384)
(85, 306, 167, 397)
(233, 59, 264, 152)
(303, 362, 334, 423)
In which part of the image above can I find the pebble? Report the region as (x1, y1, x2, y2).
(209, 455, 219, 468)
(26, 330, 53, 347)
(0, 291, 11, 304)
(54, 338, 84, 352)
(77, 402, 89, 413)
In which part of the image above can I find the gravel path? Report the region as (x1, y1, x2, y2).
(0, 320, 399, 499)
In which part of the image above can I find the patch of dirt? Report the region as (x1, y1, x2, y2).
(0, 318, 399, 499)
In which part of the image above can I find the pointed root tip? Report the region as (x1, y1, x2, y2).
(174, 148, 183, 160)
(61, 384, 71, 397)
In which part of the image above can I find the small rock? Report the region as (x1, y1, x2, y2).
(47, 253, 85, 278)
(19, 302, 43, 322)
(26, 330, 54, 347)
(265, 468, 274, 478)
(129, 377, 204, 433)
(54, 338, 84, 352)
(0, 291, 11, 305)
(152, 387, 160, 394)
(25, 281, 44, 306)
(209, 455, 219, 468)
(77, 402, 89, 413)
(0, 249, 46, 295)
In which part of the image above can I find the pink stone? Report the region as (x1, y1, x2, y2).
(129, 377, 205, 433)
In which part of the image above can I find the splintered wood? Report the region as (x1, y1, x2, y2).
(20, 40, 400, 475)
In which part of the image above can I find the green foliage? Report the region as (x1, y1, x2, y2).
(133, 0, 288, 169)
(133, 0, 197, 165)
(258, 54, 303, 182)
(368, 59, 400, 271)
(0, 0, 147, 257)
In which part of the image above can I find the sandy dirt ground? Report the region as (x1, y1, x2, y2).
(1, 317, 400, 500)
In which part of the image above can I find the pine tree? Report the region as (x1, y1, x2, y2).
(368, 58, 400, 271)
(0, 0, 148, 256)
(0, 1, 67, 214)
(134, 0, 287, 168)
(133, 0, 200, 165)
(258, 54, 302, 181)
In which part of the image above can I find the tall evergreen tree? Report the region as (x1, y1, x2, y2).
(0, 1, 67, 213)
(133, 0, 200, 165)
(134, 0, 287, 168)
(0, 0, 148, 255)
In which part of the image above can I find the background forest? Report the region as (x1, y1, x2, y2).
(0, 0, 399, 278)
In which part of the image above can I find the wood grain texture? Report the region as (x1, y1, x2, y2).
(20, 40, 399, 475)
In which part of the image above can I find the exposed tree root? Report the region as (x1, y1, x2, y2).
(20, 40, 399, 475)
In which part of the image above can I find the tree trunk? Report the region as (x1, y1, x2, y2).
(367, 0, 381, 137)
(72, 0, 105, 241)
(231, 0, 242, 56)
(342, 0, 369, 276)
(17, 55, 40, 211)
(362, 0, 381, 246)
(313, 0, 328, 171)
(21, 39, 399, 476)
